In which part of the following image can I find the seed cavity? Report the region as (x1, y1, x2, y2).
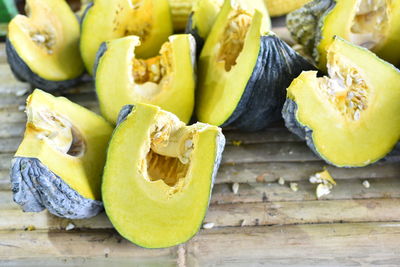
(349, 0, 389, 50)
(27, 107, 85, 157)
(319, 53, 369, 121)
(132, 42, 173, 86)
(29, 28, 56, 54)
(218, 9, 252, 72)
(142, 111, 195, 189)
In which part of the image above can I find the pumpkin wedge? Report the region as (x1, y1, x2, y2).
(283, 37, 400, 167)
(196, 0, 315, 131)
(287, 0, 400, 69)
(103, 103, 225, 248)
(6, 0, 84, 91)
(10, 89, 113, 219)
(95, 34, 196, 124)
(80, 0, 173, 75)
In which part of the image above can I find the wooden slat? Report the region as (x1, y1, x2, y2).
(1, 223, 399, 265)
(1, 156, 400, 189)
(0, 43, 6, 64)
(211, 177, 400, 204)
(216, 161, 400, 183)
(0, 65, 30, 94)
(0, 229, 177, 263)
(2, 177, 400, 210)
(186, 223, 400, 266)
(1, 196, 400, 230)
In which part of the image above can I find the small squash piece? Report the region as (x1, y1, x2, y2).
(10, 89, 113, 219)
(95, 34, 196, 124)
(287, 0, 400, 69)
(6, 0, 84, 91)
(80, 0, 173, 75)
(282, 37, 400, 167)
(103, 103, 225, 248)
(197, 0, 314, 131)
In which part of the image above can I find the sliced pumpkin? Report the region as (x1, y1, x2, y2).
(287, 0, 400, 69)
(10, 89, 113, 218)
(187, 0, 270, 51)
(103, 103, 225, 248)
(95, 34, 196, 124)
(197, 0, 314, 131)
(282, 37, 400, 167)
(80, 0, 173, 75)
(6, 0, 84, 91)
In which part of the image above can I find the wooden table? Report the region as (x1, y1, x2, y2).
(1, 37, 400, 266)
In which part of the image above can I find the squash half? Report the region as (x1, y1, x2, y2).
(95, 34, 196, 124)
(80, 0, 173, 74)
(10, 89, 113, 218)
(6, 0, 84, 91)
(103, 103, 225, 248)
(282, 37, 400, 167)
(287, 0, 400, 69)
(197, 0, 314, 131)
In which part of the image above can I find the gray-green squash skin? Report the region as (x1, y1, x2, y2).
(5, 38, 83, 92)
(112, 105, 226, 247)
(10, 157, 103, 219)
(282, 99, 400, 166)
(92, 42, 108, 79)
(79, 1, 94, 25)
(286, 0, 335, 61)
(221, 35, 316, 131)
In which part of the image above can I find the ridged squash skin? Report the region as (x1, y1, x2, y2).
(10, 89, 113, 219)
(197, 0, 315, 131)
(80, 0, 173, 75)
(287, 0, 400, 69)
(102, 103, 225, 248)
(282, 37, 400, 167)
(6, 0, 84, 91)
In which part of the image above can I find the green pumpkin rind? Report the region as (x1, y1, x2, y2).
(286, 0, 335, 56)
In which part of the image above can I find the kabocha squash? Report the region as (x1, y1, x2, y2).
(6, 0, 84, 91)
(95, 34, 196, 124)
(10, 89, 113, 219)
(265, 0, 311, 17)
(282, 37, 400, 167)
(187, 0, 270, 52)
(196, 0, 315, 131)
(102, 103, 225, 248)
(287, 0, 400, 69)
(80, 0, 173, 75)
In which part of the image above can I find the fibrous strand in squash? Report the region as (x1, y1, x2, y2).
(218, 9, 252, 72)
(30, 28, 56, 54)
(140, 111, 195, 189)
(349, 0, 389, 50)
(318, 52, 369, 121)
(132, 42, 173, 85)
(27, 106, 86, 157)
